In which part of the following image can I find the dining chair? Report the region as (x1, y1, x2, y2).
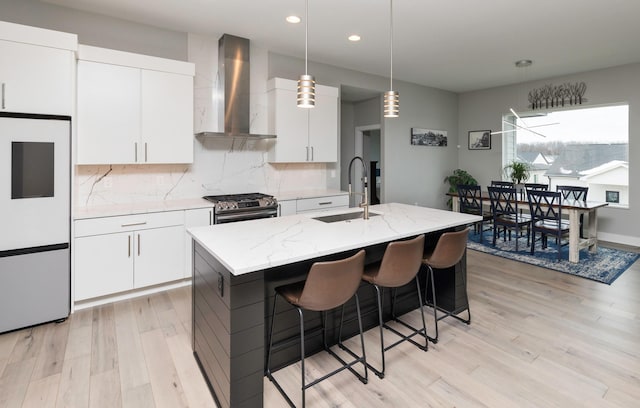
(490, 180, 515, 188)
(360, 234, 427, 379)
(556, 185, 588, 238)
(524, 183, 549, 192)
(487, 186, 530, 251)
(527, 190, 570, 261)
(266, 250, 368, 407)
(456, 184, 491, 243)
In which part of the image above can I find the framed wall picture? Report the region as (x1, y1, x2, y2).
(468, 130, 491, 150)
(410, 128, 447, 146)
(606, 190, 620, 203)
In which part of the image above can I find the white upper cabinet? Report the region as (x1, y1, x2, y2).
(77, 61, 140, 163)
(0, 21, 77, 116)
(267, 78, 339, 163)
(141, 70, 193, 163)
(76, 45, 195, 165)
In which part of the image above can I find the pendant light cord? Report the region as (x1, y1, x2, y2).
(389, 0, 393, 90)
(305, 0, 309, 75)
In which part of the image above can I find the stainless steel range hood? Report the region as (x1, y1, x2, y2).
(196, 34, 276, 139)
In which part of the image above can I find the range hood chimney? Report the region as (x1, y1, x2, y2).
(196, 34, 276, 139)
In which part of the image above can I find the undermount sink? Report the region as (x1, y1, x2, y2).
(312, 211, 379, 223)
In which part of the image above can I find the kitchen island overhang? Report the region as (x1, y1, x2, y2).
(188, 203, 481, 408)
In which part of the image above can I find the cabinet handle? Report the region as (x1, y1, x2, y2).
(128, 235, 131, 257)
(1, 83, 5, 109)
(311, 146, 314, 161)
(278, 203, 281, 216)
(318, 201, 332, 206)
(138, 234, 141, 256)
(134, 142, 138, 162)
(145, 142, 148, 162)
(121, 221, 147, 227)
(305, 146, 309, 161)
(209, 210, 213, 225)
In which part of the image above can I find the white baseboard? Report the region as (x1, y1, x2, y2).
(72, 279, 191, 312)
(597, 232, 640, 248)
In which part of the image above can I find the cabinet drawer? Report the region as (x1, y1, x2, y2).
(296, 195, 349, 213)
(75, 211, 184, 237)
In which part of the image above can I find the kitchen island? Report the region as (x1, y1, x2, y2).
(188, 203, 480, 408)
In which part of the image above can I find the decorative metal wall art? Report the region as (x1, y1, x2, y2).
(528, 82, 586, 110)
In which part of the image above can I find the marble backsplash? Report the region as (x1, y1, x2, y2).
(75, 137, 330, 207)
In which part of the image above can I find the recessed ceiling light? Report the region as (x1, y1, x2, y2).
(515, 59, 533, 68)
(286, 15, 301, 24)
(348, 34, 361, 42)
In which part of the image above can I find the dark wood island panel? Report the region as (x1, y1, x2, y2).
(193, 242, 265, 408)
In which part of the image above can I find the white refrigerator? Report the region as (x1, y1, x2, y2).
(0, 112, 71, 333)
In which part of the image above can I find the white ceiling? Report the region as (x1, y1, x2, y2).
(43, 0, 640, 93)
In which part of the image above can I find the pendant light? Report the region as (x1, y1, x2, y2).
(383, 0, 399, 118)
(297, 0, 315, 108)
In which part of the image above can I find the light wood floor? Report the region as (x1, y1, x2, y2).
(1, 248, 639, 407)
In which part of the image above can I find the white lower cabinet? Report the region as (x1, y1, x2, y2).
(74, 232, 134, 301)
(277, 194, 349, 216)
(133, 225, 184, 288)
(184, 207, 213, 279)
(296, 195, 349, 214)
(278, 199, 297, 216)
(74, 211, 185, 301)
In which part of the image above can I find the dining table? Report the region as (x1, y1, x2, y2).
(447, 191, 609, 263)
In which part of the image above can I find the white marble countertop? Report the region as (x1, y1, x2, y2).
(74, 198, 212, 220)
(188, 203, 481, 276)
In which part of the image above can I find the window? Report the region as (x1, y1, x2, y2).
(502, 104, 629, 207)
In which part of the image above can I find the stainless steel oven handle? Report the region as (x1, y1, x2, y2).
(215, 209, 277, 223)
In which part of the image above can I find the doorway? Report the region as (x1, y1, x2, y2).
(355, 125, 381, 205)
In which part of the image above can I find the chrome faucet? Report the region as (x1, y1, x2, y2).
(347, 156, 369, 220)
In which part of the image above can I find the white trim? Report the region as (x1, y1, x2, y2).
(78, 44, 195, 76)
(72, 279, 191, 311)
(0, 21, 77, 51)
(598, 232, 640, 248)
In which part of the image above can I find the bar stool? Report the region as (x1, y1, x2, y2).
(360, 234, 427, 379)
(422, 228, 470, 343)
(266, 250, 368, 408)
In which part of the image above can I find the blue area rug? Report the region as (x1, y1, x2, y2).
(467, 228, 639, 285)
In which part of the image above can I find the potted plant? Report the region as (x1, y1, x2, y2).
(444, 169, 478, 209)
(503, 161, 531, 185)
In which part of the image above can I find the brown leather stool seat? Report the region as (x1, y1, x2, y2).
(266, 250, 368, 407)
(360, 234, 427, 379)
(422, 228, 471, 343)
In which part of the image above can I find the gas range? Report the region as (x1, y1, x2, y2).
(202, 193, 278, 223)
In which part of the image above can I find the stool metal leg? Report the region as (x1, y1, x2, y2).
(367, 284, 386, 379)
(424, 265, 439, 343)
(298, 307, 306, 408)
(385, 276, 428, 352)
(266, 294, 297, 408)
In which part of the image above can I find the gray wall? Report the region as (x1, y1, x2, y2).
(459, 63, 640, 245)
(269, 53, 459, 207)
(0, 0, 186, 60)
